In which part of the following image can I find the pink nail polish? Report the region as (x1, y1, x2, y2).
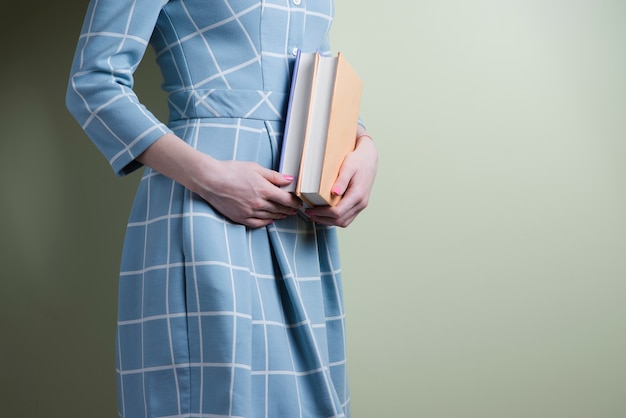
(283, 175, 294, 182)
(331, 186, 342, 195)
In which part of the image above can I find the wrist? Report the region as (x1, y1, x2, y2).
(355, 133, 374, 149)
(185, 152, 221, 197)
(355, 125, 373, 146)
(138, 133, 219, 195)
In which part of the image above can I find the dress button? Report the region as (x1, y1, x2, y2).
(293, 0, 302, 5)
(292, 47, 299, 56)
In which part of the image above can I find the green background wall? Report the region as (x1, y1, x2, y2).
(1, 1, 625, 417)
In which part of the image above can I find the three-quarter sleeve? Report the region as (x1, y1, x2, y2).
(66, 0, 172, 176)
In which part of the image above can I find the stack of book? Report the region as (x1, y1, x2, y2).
(279, 50, 363, 207)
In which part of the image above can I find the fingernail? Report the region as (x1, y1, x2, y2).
(331, 186, 342, 195)
(283, 174, 294, 181)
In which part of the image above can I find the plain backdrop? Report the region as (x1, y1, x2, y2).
(1, 1, 625, 417)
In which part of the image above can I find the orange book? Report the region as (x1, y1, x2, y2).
(279, 51, 363, 206)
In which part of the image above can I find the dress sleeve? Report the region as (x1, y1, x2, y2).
(66, 0, 172, 176)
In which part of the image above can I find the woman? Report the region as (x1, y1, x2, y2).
(66, 1, 377, 417)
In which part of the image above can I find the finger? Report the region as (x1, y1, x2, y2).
(254, 202, 298, 218)
(262, 206, 297, 218)
(323, 203, 361, 227)
(255, 169, 302, 209)
(261, 167, 297, 187)
(264, 188, 303, 210)
(244, 218, 276, 228)
(307, 210, 358, 228)
(238, 211, 287, 228)
(306, 187, 356, 219)
(305, 192, 363, 227)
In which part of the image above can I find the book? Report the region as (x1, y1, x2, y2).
(278, 50, 363, 206)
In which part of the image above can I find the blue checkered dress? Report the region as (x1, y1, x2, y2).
(66, 1, 350, 417)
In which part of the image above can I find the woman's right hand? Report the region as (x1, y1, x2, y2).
(137, 133, 302, 228)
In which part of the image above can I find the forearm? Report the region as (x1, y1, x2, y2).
(136, 132, 301, 228)
(136, 132, 217, 195)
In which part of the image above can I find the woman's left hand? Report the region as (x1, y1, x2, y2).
(305, 131, 378, 227)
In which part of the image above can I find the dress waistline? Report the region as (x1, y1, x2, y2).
(168, 89, 289, 122)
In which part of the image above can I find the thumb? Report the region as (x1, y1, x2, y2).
(331, 172, 351, 197)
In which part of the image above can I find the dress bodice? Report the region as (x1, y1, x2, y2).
(153, 0, 334, 94)
(66, 0, 334, 175)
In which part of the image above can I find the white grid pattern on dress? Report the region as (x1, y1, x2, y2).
(67, 1, 349, 417)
